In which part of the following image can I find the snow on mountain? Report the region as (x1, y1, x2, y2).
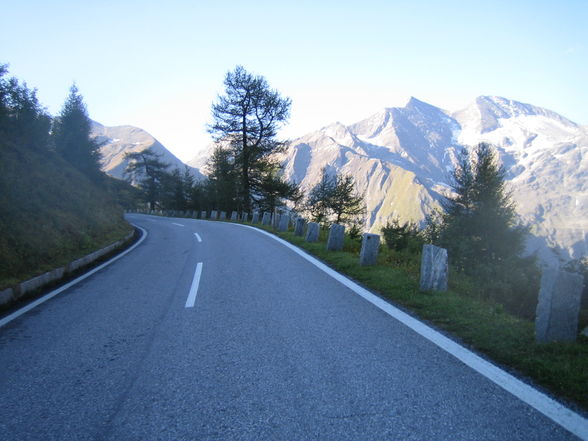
(452, 96, 587, 264)
(277, 96, 587, 265)
(91, 121, 204, 180)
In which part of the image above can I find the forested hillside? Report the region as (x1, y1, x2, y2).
(0, 66, 132, 289)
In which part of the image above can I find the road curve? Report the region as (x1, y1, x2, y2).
(0, 214, 584, 440)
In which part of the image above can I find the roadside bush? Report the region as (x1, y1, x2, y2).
(381, 218, 423, 252)
(473, 256, 541, 320)
(347, 219, 363, 240)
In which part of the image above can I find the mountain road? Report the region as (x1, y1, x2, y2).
(0, 213, 584, 440)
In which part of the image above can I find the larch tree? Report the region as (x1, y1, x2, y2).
(306, 167, 365, 226)
(306, 167, 335, 225)
(208, 66, 291, 212)
(123, 148, 169, 210)
(256, 166, 302, 214)
(329, 173, 365, 224)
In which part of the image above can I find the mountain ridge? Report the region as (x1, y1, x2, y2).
(91, 121, 204, 180)
(274, 96, 587, 266)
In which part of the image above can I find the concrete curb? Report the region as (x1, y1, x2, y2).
(0, 230, 135, 309)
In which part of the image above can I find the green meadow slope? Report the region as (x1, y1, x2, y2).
(0, 143, 133, 290)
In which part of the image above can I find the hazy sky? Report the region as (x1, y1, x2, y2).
(2, 0, 586, 162)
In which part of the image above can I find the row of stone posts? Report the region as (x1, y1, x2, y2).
(247, 212, 585, 344)
(131, 207, 586, 343)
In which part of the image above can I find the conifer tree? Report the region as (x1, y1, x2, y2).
(438, 143, 527, 273)
(306, 167, 365, 225)
(124, 148, 169, 210)
(52, 84, 101, 180)
(0, 65, 51, 151)
(205, 145, 238, 212)
(306, 168, 335, 224)
(208, 66, 291, 212)
(256, 166, 301, 214)
(329, 173, 365, 224)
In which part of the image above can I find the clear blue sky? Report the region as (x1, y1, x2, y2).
(2, 0, 586, 161)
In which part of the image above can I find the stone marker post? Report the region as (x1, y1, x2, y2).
(262, 212, 271, 225)
(278, 213, 290, 232)
(419, 244, 448, 292)
(327, 224, 345, 251)
(272, 209, 280, 229)
(241, 212, 248, 222)
(535, 269, 584, 343)
(211, 210, 218, 220)
(219, 211, 226, 220)
(360, 233, 380, 265)
(252, 211, 260, 224)
(295, 218, 306, 236)
(201, 211, 207, 219)
(231, 211, 238, 221)
(306, 222, 320, 242)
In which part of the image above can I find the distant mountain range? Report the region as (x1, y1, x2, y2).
(93, 97, 587, 266)
(91, 121, 203, 180)
(271, 96, 587, 266)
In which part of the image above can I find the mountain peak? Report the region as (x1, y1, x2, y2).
(406, 96, 439, 112)
(474, 96, 576, 126)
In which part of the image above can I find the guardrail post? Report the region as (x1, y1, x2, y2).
(278, 213, 290, 231)
(326, 224, 345, 251)
(305, 222, 320, 242)
(419, 244, 448, 292)
(535, 269, 584, 343)
(262, 212, 271, 225)
(359, 233, 380, 265)
(295, 218, 306, 236)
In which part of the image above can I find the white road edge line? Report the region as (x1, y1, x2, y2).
(172, 222, 185, 227)
(194, 233, 202, 242)
(185, 262, 203, 308)
(0, 225, 148, 329)
(231, 223, 588, 440)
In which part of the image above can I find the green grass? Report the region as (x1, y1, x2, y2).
(0, 144, 133, 290)
(246, 222, 588, 412)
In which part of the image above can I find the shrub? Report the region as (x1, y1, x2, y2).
(381, 218, 423, 252)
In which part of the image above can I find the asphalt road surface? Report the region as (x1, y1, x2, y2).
(0, 214, 585, 440)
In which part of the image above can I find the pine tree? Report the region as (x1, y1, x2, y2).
(52, 84, 101, 180)
(438, 143, 527, 273)
(160, 168, 187, 211)
(329, 173, 365, 224)
(0, 65, 51, 151)
(256, 166, 301, 214)
(306, 167, 335, 224)
(306, 167, 365, 225)
(208, 66, 291, 212)
(124, 148, 169, 210)
(205, 145, 238, 212)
